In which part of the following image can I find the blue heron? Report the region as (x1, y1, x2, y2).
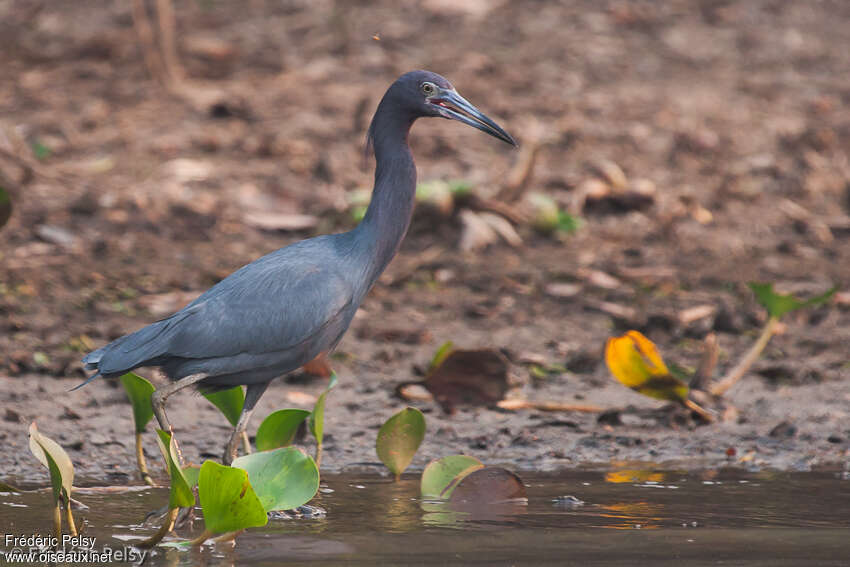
(80, 70, 515, 464)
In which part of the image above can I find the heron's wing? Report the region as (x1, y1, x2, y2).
(154, 262, 353, 360)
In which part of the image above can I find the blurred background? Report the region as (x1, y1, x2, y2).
(0, 1, 848, 473)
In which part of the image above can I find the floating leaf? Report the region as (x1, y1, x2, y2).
(0, 184, 11, 229)
(605, 331, 688, 403)
(749, 282, 836, 319)
(120, 372, 155, 434)
(421, 455, 484, 499)
(376, 407, 426, 479)
(449, 467, 527, 504)
(309, 373, 337, 467)
(204, 386, 245, 427)
(155, 430, 194, 509)
(255, 409, 310, 452)
(197, 461, 268, 534)
(232, 447, 319, 512)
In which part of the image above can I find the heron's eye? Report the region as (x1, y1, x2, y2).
(421, 82, 436, 96)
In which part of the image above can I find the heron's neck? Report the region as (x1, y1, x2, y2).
(355, 112, 417, 285)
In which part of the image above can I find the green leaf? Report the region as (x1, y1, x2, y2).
(119, 372, 155, 434)
(28, 423, 74, 504)
(155, 430, 194, 509)
(749, 282, 837, 319)
(232, 447, 319, 512)
(428, 341, 454, 374)
(308, 373, 337, 446)
(31, 141, 51, 161)
(198, 461, 268, 533)
(255, 409, 310, 452)
(182, 465, 201, 489)
(556, 211, 582, 234)
(204, 387, 245, 427)
(420, 455, 484, 500)
(376, 407, 426, 478)
(0, 185, 11, 230)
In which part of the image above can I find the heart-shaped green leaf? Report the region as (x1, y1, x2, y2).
(203, 386, 245, 427)
(232, 447, 319, 512)
(119, 372, 155, 434)
(28, 423, 74, 503)
(155, 430, 194, 509)
(181, 464, 201, 489)
(255, 409, 310, 452)
(749, 282, 836, 319)
(376, 407, 426, 479)
(421, 455, 484, 499)
(197, 461, 268, 533)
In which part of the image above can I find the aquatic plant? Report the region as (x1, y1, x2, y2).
(376, 407, 426, 480)
(232, 447, 320, 512)
(308, 372, 337, 468)
(136, 430, 194, 548)
(119, 372, 156, 485)
(203, 386, 251, 454)
(421, 455, 484, 499)
(28, 423, 78, 539)
(254, 409, 311, 452)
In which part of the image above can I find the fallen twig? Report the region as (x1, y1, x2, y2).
(710, 317, 780, 396)
(496, 399, 605, 413)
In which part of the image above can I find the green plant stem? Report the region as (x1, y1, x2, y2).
(52, 503, 62, 541)
(189, 528, 214, 547)
(315, 443, 323, 470)
(710, 316, 779, 397)
(136, 432, 155, 486)
(241, 431, 251, 456)
(136, 507, 179, 549)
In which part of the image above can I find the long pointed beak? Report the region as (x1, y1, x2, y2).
(430, 90, 517, 147)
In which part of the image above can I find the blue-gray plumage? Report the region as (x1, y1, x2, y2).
(80, 70, 516, 464)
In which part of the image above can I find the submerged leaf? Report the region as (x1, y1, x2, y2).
(449, 467, 527, 504)
(155, 430, 194, 509)
(376, 407, 426, 478)
(255, 409, 310, 452)
(749, 282, 836, 319)
(232, 447, 319, 512)
(119, 372, 155, 434)
(421, 455, 484, 500)
(198, 461, 268, 533)
(605, 331, 688, 403)
(204, 386, 245, 427)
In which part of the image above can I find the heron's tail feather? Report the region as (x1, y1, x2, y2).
(70, 370, 102, 391)
(80, 317, 176, 379)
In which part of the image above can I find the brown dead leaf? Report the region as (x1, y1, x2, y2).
(425, 348, 509, 413)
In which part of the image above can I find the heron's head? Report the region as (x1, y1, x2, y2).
(383, 70, 516, 146)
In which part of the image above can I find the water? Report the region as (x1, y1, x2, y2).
(2, 468, 849, 566)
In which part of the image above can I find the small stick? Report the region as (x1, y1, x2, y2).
(683, 398, 715, 423)
(710, 317, 780, 397)
(496, 399, 605, 413)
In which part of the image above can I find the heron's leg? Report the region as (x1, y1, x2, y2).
(151, 372, 208, 466)
(223, 381, 270, 465)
